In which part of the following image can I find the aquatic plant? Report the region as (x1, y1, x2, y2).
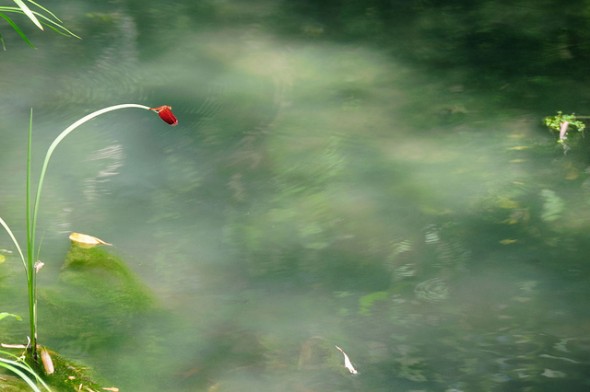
(0, 347, 52, 391)
(544, 112, 588, 150)
(0, 0, 79, 49)
(0, 312, 52, 391)
(0, 104, 177, 367)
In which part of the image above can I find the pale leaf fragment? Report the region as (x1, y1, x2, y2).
(40, 347, 54, 375)
(335, 345, 358, 375)
(69, 232, 112, 248)
(0, 343, 27, 348)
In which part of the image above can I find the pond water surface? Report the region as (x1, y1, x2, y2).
(1, 1, 590, 391)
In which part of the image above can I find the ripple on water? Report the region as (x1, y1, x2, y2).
(414, 277, 449, 302)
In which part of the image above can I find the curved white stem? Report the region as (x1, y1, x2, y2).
(31, 103, 150, 242)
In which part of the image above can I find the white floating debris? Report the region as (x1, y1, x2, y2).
(34, 261, 45, 273)
(542, 368, 566, 378)
(335, 345, 358, 375)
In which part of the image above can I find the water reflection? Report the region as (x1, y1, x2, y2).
(1, 1, 590, 391)
(82, 144, 125, 201)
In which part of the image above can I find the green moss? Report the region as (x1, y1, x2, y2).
(0, 346, 107, 391)
(36, 244, 157, 358)
(31, 347, 105, 391)
(60, 244, 155, 314)
(1, 245, 159, 390)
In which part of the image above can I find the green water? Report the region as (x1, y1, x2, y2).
(1, 1, 590, 391)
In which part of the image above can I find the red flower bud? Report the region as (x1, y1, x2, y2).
(149, 105, 178, 126)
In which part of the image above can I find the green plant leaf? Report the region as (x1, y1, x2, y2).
(12, 0, 43, 30)
(0, 216, 27, 271)
(25, 0, 61, 22)
(0, 351, 52, 392)
(0, 3, 80, 49)
(20, 8, 80, 39)
(41, 17, 80, 39)
(0, 362, 42, 392)
(0, 312, 22, 321)
(0, 12, 34, 47)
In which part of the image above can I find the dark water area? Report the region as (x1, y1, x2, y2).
(1, 1, 590, 391)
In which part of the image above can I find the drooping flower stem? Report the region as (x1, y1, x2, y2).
(26, 103, 150, 358)
(0, 103, 177, 361)
(30, 104, 150, 251)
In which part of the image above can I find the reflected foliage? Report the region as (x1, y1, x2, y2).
(276, 0, 590, 112)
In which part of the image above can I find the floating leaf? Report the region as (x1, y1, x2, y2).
(69, 232, 112, 248)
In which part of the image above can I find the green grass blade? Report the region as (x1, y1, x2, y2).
(30, 104, 151, 250)
(18, 8, 80, 38)
(25, 0, 61, 22)
(0, 12, 34, 47)
(12, 0, 43, 30)
(0, 6, 79, 39)
(26, 108, 33, 273)
(0, 350, 53, 391)
(0, 216, 27, 271)
(0, 359, 43, 392)
(0, 312, 22, 321)
(42, 22, 80, 39)
(26, 108, 37, 355)
(0, 6, 21, 12)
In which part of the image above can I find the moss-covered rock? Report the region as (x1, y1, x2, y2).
(37, 244, 156, 353)
(2, 244, 158, 390)
(60, 244, 154, 313)
(0, 345, 109, 391)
